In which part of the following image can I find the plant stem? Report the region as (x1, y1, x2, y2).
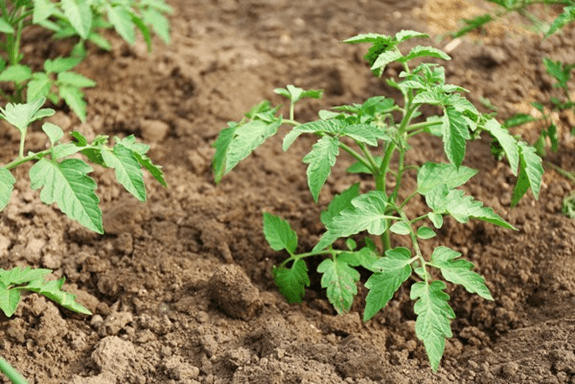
(3, 148, 47, 170)
(0, 356, 29, 384)
(398, 208, 428, 282)
(338, 141, 375, 174)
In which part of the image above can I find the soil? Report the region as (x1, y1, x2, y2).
(1, 0, 575, 383)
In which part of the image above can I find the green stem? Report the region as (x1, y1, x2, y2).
(400, 190, 419, 209)
(390, 150, 405, 204)
(18, 129, 26, 158)
(398, 209, 428, 282)
(405, 119, 442, 132)
(339, 141, 375, 174)
(289, 101, 295, 122)
(0, 356, 29, 384)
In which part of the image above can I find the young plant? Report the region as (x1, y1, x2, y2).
(213, 30, 544, 371)
(0, 97, 166, 383)
(0, 0, 172, 121)
(454, 0, 575, 216)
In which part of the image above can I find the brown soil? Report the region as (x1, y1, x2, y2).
(2, 1, 575, 383)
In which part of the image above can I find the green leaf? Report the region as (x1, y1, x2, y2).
(503, 113, 538, 128)
(426, 186, 515, 230)
(364, 247, 412, 321)
(272, 260, 310, 304)
(0, 65, 32, 83)
(403, 46, 451, 62)
(411, 281, 455, 372)
(33, 0, 58, 24)
(318, 256, 360, 314)
(283, 119, 343, 151)
(546, 6, 575, 37)
(395, 30, 429, 43)
(511, 141, 543, 206)
(263, 212, 298, 253)
(314, 191, 390, 252)
(115, 135, 167, 187)
(44, 57, 81, 73)
(417, 226, 436, 239)
(275, 84, 323, 103)
(417, 162, 477, 195)
(24, 277, 91, 315)
(212, 124, 237, 183)
(343, 33, 392, 45)
(27, 72, 53, 102)
(303, 136, 340, 202)
(0, 282, 22, 317)
(371, 49, 403, 74)
(483, 118, 519, 174)
(453, 14, 493, 38)
(346, 156, 383, 174)
(142, 8, 170, 44)
(59, 85, 88, 122)
(52, 143, 82, 159)
(442, 106, 470, 167)
(390, 221, 411, 235)
(0, 97, 52, 134)
(429, 246, 493, 301)
(543, 57, 572, 89)
(413, 89, 445, 105)
(355, 246, 380, 272)
(42, 122, 64, 145)
(0, 18, 15, 34)
(57, 71, 96, 88)
(29, 158, 102, 233)
(320, 183, 360, 226)
(107, 5, 136, 44)
(428, 212, 443, 229)
(61, 0, 92, 39)
(101, 144, 146, 201)
(0, 168, 15, 211)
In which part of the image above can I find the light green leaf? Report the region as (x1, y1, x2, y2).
(442, 106, 470, 167)
(341, 124, 379, 146)
(101, 144, 146, 201)
(29, 158, 102, 233)
(417, 226, 436, 239)
(88, 32, 113, 51)
(272, 260, 309, 304)
(0, 18, 14, 34)
(33, 0, 58, 24)
(212, 124, 237, 183)
(57, 71, 96, 88)
(403, 46, 451, 62)
(371, 49, 403, 73)
(511, 141, 543, 206)
(115, 135, 167, 187)
(142, 8, 170, 44)
(303, 136, 340, 202)
(107, 5, 136, 44)
(314, 191, 390, 252)
(27, 72, 53, 102)
(426, 186, 515, 230)
(390, 221, 411, 235)
(263, 212, 298, 253)
(413, 90, 444, 105)
(59, 85, 88, 122)
(318, 256, 360, 314)
(343, 33, 392, 44)
(355, 246, 381, 272)
(364, 247, 412, 321)
(44, 57, 82, 73)
(429, 246, 493, 300)
(417, 162, 477, 195)
(395, 30, 429, 43)
(23, 276, 91, 315)
(0, 281, 22, 317)
(0, 65, 32, 83)
(61, 0, 92, 39)
(283, 119, 343, 151)
(42, 122, 64, 145)
(546, 5, 575, 37)
(320, 183, 360, 226)
(482, 118, 519, 174)
(52, 143, 82, 159)
(428, 212, 443, 229)
(0, 97, 52, 134)
(411, 281, 455, 372)
(0, 168, 15, 211)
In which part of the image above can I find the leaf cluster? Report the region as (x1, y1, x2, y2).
(212, 30, 544, 371)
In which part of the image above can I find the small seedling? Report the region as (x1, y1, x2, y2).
(0, 97, 166, 383)
(0, 0, 172, 121)
(213, 30, 543, 371)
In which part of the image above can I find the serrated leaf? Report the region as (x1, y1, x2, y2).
(442, 106, 469, 167)
(390, 221, 411, 235)
(0, 97, 51, 133)
(543, 57, 571, 89)
(320, 183, 360, 226)
(42, 122, 64, 145)
(318, 256, 360, 314)
(314, 191, 390, 252)
(59, 85, 87, 122)
(263, 212, 297, 253)
(116, 135, 167, 188)
(546, 6, 575, 37)
(371, 49, 403, 73)
(272, 260, 309, 304)
(355, 246, 380, 272)
(29, 158, 102, 233)
(0, 168, 15, 211)
(0, 282, 21, 317)
(27, 72, 53, 102)
(101, 144, 146, 201)
(0, 64, 32, 83)
(417, 162, 477, 195)
(24, 277, 91, 314)
(426, 185, 515, 230)
(483, 118, 519, 174)
(343, 33, 392, 45)
(341, 124, 379, 146)
(413, 89, 444, 105)
(429, 246, 493, 300)
(283, 119, 343, 151)
(364, 247, 412, 321)
(142, 8, 170, 44)
(411, 281, 455, 372)
(428, 212, 443, 229)
(417, 226, 436, 239)
(57, 71, 96, 88)
(303, 136, 339, 202)
(395, 30, 429, 43)
(453, 14, 493, 38)
(61, 0, 92, 39)
(44, 57, 81, 73)
(108, 5, 136, 44)
(403, 46, 451, 62)
(511, 141, 543, 206)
